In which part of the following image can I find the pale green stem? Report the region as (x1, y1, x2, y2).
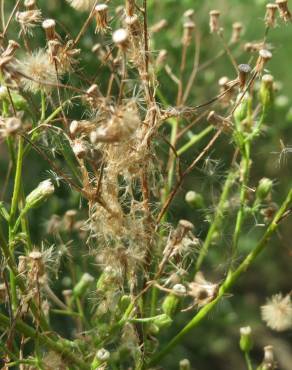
(8, 136, 24, 311)
(0, 313, 89, 370)
(244, 352, 253, 370)
(148, 188, 292, 366)
(41, 90, 46, 122)
(231, 141, 250, 265)
(177, 125, 213, 156)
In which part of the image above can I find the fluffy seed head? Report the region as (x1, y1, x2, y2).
(66, 0, 96, 12)
(261, 293, 292, 331)
(16, 9, 42, 35)
(112, 28, 129, 49)
(19, 50, 58, 93)
(24, 0, 36, 9)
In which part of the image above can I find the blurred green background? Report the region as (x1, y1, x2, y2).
(1, 0, 292, 369)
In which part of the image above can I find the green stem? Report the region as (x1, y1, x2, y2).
(0, 313, 89, 370)
(231, 141, 250, 265)
(41, 90, 46, 122)
(9, 136, 24, 226)
(177, 125, 214, 156)
(8, 136, 24, 310)
(244, 352, 253, 370)
(195, 170, 236, 272)
(148, 188, 292, 366)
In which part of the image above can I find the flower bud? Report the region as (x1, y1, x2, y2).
(162, 284, 187, 317)
(119, 295, 131, 312)
(256, 178, 273, 201)
(73, 273, 94, 298)
(91, 348, 110, 368)
(152, 313, 172, 328)
(259, 74, 274, 110)
(233, 92, 250, 129)
(185, 191, 205, 209)
(148, 323, 160, 335)
(162, 294, 180, 317)
(239, 326, 253, 352)
(180, 359, 191, 370)
(25, 180, 54, 209)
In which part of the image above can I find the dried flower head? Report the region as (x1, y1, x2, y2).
(182, 21, 195, 46)
(0, 117, 22, 137)
(48, 39, 80, 73)
(19, 49, 58, 93)
(276, 0, 292, 22)
(207, 110, 232, 131)
(188, 272, 219, 307)
(256, 49, 272, 73)
(238, 63, 252, 89)
(66, 0, 96, 12)
(125, 14, 141, 38)
(261, 293, 292, 331)
(231, 22, 243, 43)
(155, 49, 168, 68)
(42, 19, 56, 40)
(28, 250, 45, 282)
(209, 10, 220, 33)
(2, 40, 20, 58)
(184, 9, 195, 20)
(265, 4, 278, 28)
(259, 345, 277, 370)
(71, 139, 87, 159)
(16, 8, 42, 35)
(94, 4, 109, 33)
(150, 19, 168, 33)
